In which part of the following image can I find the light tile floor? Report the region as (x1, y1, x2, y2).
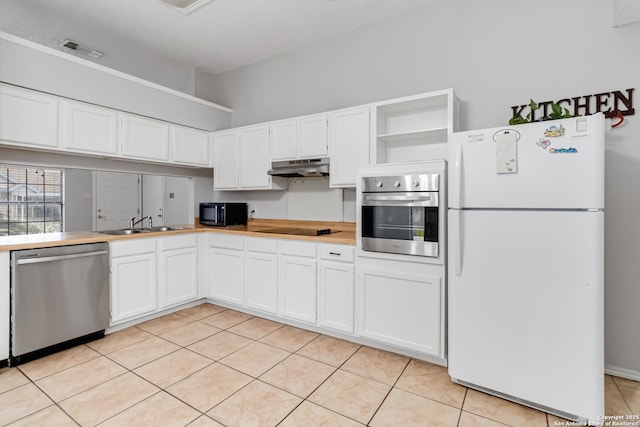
(1, 303, 638, 426)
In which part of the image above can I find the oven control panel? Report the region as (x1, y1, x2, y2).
(362, 174, 439, 193)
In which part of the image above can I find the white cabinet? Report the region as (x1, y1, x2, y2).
(158, 235, 198, 309)
(171, 125, 210, 167)
(60, 99, 118, 155)
(317, 244, 355, 334)
(119, 113, 170, 162)
(207, 234, 244, 305)
(244, 237, 278, 314)
(110, 239, 158, 324)
(278, 240, 317, 324)
(0, 84, 58, 148)
(329, 106, 370, 188)
(212, 125, 287, 191)
(357, 258, 444, 358)
(270, 113, 328, 161)
(212, 129, 239, 189)
(372, 89, 458, 163)
(0, 251, 9, 361)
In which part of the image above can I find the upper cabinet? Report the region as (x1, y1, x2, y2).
(372, 89, 458, 163)
(212, 125, 287, 191)
(60, 99, 118, 155)
(329, 106, 371, 188)
(171, 125, 210, 167)
(0, 83, 216, 168)
(270, 113, 328, 161)
(0, 83, 58, 149)
(119, 113, 170, 162)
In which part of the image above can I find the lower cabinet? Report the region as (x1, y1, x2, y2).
(0, 251, 9, 361)
(207, 234, 245, 305)
(357, 258, 444, 358)
(110, 239, 158, 324)
(317, 244, 355, 334)
(158, 235, 198, 309)
(110, 235, 199, 326)
(278, 241, 317, 324)
(244, 238, 278, 314)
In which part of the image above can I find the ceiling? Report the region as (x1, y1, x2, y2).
(0, 0, 432, 76)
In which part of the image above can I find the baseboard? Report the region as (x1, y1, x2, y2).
(605, 364, 640, 382)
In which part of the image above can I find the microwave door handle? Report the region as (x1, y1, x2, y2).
(214, 206, 218, 223)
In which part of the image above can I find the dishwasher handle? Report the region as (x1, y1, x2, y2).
(16, 250, 109, 265)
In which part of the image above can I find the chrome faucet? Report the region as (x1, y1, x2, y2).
(129, 216, 149, 228)
(148, 216, 153, 228)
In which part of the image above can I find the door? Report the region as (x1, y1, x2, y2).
(60, 100, 117, 155)
(0, 84, 58, 148)
(448, 115, 604, 209)
(278, 255, 316, 324)
(213, 130, 239, 189)
(94, 171, 141, 230)
(318, 260, 354, 334)
(448, 209, 603, 420)
(142, 175, 164, 226)
(119, 113, 170, 162)
(239, 124, 271, 189)
(298, 113, 328, 158)
(329, 107, 370, 187)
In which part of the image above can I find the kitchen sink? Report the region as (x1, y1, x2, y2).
(99, 226, 182, 235)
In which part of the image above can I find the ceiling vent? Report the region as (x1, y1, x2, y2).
(59, 39, 104, 58)
(158, 0, 213, 15)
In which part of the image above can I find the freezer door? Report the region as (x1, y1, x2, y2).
(448, 114, 604, 209)
(448, 210, 603, 421)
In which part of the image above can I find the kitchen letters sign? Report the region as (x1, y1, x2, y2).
(511, 88, 635, 122)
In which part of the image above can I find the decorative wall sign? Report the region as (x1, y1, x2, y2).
(511, 88, 635, 122)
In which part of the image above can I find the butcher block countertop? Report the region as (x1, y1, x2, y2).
(0, 219, 356, 251)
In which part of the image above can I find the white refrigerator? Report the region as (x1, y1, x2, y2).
(447, 114, 604, 422)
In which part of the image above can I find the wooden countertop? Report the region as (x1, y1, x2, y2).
(0, 219, 356, 251)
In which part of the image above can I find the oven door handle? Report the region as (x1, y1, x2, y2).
(364, 195, 433, 202)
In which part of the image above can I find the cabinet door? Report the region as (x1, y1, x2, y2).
(171, 125, 210, 166)
(278, 255, 316, 324)
(270, 119, 297, 161)
(329, 107, 370, 187)
(298, 113, 328, 159)
(111, 253, 157, 324)
(318, 260, 354, 334)
(60, 100, 117, 155)
(119, 113, 170, 161)
(213, 130, 239, 189)
(0, 84, 58, 148)
(245, 251, 278, 314)
(159, 247, 198, 308)
(0, 252, 9, 361)
(208, 247, 244, 304)
(357, 266, 442, 357)
(239, 124, 271, 189)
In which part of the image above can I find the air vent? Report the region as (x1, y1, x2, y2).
(59, 39, 104, 59)
(159, 0, 212, 15)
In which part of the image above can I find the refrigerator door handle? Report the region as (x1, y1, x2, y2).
(451, 142, 462, 208)
(451, 209, 462, 276)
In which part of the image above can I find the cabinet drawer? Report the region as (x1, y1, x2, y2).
(208, 233, 244, 250)
(110, 238, 157, 258)
(318, 244, 354, 263)
(159, 234, 197, 251)
(279, 240, 316, 258)
(246, 237, 277, 253)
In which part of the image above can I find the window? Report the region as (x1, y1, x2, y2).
(0, 165, 64, 236)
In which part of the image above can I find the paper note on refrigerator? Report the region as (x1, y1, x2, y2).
(495, 132, 517, 174)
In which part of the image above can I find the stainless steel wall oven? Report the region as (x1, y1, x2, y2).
(361, 169, 442, 257)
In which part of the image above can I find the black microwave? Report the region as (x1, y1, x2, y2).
(199, 202, 248, 227)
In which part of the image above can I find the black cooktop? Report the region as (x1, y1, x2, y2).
(256, 228, 337, 236)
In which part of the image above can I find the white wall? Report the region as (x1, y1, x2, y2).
(64, 168, 93, 232)
(211, 1, 640, 377)
(0, 34, 230, 131)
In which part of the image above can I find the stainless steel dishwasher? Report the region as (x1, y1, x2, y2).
(10, 242, 110, 364)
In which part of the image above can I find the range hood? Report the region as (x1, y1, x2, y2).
(267, 158, 330, 177)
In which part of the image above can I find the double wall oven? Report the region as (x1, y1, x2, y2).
(358, 161, 445, 260)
